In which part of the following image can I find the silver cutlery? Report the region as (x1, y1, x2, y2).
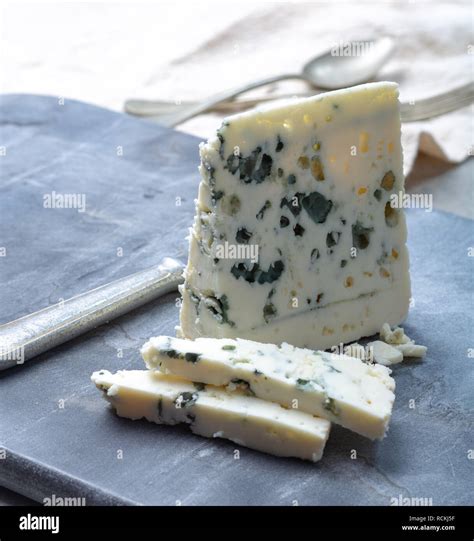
(0, 258, 184, 371)
(399, 82, 473, 122)
(125, 37, 395, 127)
(126, 83, 473, 124)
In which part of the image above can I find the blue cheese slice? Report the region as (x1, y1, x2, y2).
(91, 369, 331, 462)
(141, 336, 396, 440)
(179, 82, 410, 350)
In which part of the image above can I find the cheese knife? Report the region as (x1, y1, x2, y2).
(0, 258, 184, 371)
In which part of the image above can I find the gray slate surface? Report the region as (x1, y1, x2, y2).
(0, 95, 472, 506)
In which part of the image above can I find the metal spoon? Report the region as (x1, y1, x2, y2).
(124, 37, 395, 127)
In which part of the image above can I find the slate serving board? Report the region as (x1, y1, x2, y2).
(0, 95, 472, 506)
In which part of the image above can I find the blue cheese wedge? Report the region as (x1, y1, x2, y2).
(91, 369, 331, 462)
(141, 336, 396, 440)
(179, 82, 411, 350)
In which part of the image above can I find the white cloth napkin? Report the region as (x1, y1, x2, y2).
(2, 1, 471, 175)
(149, 0, 472, 176)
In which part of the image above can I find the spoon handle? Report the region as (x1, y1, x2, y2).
(125, 73, 302, 127)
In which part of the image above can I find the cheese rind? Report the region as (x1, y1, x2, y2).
(91, 369, 331, 462)
(179, 82, 411, 350)
(141, 336, 396, 440)
(180, 277, 410, 350)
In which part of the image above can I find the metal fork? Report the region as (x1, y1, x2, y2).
(400, 82, 473, 122)
(126, 82, 473, 124)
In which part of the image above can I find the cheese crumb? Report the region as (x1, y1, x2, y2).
(367, 341, 403, 366)
(379, 323, 427, 361)
(379, 323, 413, 345)
(394, 344, 427, 358)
